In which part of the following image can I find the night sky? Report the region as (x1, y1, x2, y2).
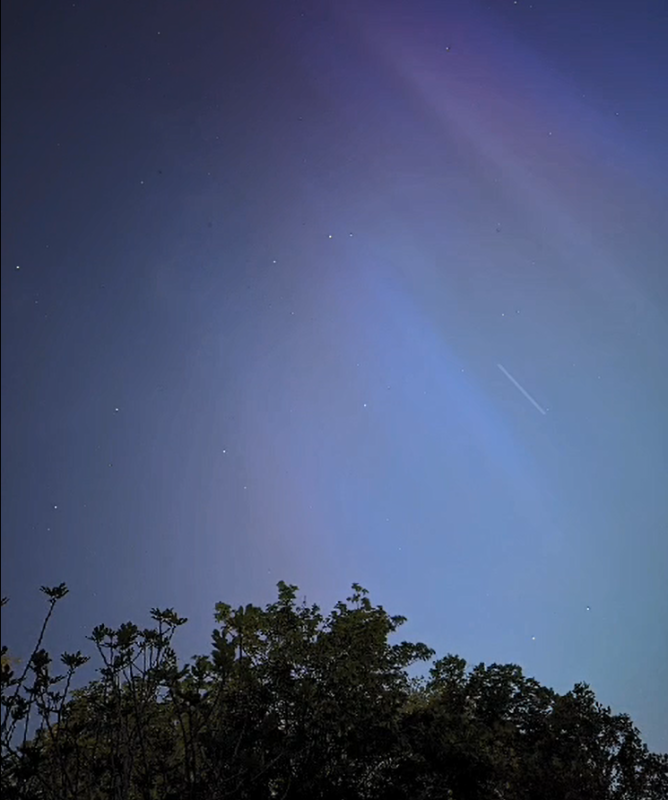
(2, 0, 667, 752)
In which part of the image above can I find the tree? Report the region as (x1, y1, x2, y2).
(0, 598, 21, 671)
(393, 657, 668, 800)
(2, 583, 666, 799)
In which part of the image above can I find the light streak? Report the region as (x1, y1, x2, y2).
(497, 363, 547, 415)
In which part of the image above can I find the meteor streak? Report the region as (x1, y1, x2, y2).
(497, 363, 547, 415)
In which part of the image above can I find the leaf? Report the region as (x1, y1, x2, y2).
(39, 583, 69, 601)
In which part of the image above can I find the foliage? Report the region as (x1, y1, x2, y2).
(1, 583, 666, 799)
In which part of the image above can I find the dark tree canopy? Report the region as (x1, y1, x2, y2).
(2, 583, 666, 799)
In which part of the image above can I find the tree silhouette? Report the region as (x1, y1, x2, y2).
(2, 583, 666, 799)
